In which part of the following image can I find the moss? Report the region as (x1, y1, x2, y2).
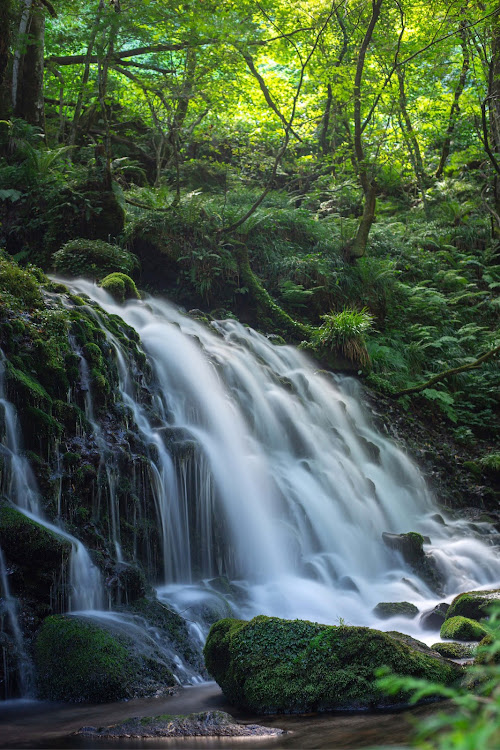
(0, 256, 43, 308)
(100, 273, 140, 303)
(53, 238, 138, 280)
(0, 502, 71, 604)
(204, 616, 461, 714)
(373, 602, 419, 619)
(5, 363, 51, 405)
(446, 590, 500, 622)
(35, 615, 134, 702)
(431, 642, 476, 659)
(24, 406, 63, 442)
(35, 613, 176, 703)
(440, 616, 488, 642)
(475, 635, 500, 665)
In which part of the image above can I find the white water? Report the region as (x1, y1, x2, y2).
(63, 281, 500, 643)
(0, 355, 104, 613)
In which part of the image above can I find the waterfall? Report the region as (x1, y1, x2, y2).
(0, 354, 105, 616)
(0, 546, 34, 699)
(62, 281, 500, 640)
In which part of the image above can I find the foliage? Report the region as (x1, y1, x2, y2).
(309, 307, 374, 367)
(377, 607, 500, 750)
(53, 238, 138, 280)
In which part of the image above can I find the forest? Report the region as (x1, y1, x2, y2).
(0, 0, 499, 748)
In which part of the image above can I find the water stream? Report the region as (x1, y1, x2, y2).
(1, 280, 499, 744)
(64, 281, 500, 642)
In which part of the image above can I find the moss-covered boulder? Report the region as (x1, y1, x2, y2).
(52, 238, 138, 280)
(203, 616, 461, 714)
(34, 614, 175, 702)
(100, 273, 140, 302)
(373, 601, 418, 619)
(431, 642, 476, 659)
(440, 616, 488, 642)
(445, 589, 500, 622)
(474, 634, 500, 665)
(0, 502, 71, 603)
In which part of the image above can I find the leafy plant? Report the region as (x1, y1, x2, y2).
(310, 307, 375, 366)
(377, 606, 500, 750)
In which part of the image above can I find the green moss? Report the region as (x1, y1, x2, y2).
(100, 273, 140, 303)
(35, 613, 176, 703)
(0, 256, 43, 308)
(24, 406, 63, 442)
(446, 590, 500, 622)
(440, 616, 488, 642)
(53, 238, 138, 280)
(0, 502, 71, 604)
(5, 363, 52, 405)
(475, 635, 500, 665)
(204, 616, 460, 714)
(431, 642, 476, 659)
(373, 602, 419, 619)
(35, 615, 134, 702)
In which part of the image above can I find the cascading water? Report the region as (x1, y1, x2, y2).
(63, 280, 500, 642)
(0, 354, 104, 614)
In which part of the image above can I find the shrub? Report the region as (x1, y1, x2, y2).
(52, 238, 138, 280)
(309, 307, 374, 366)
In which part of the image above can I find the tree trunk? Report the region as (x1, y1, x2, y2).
(490, 13, 500, 238)
(14, 0, 45, 127)
(69, 0, 105, 146)
(0, 0, 14, 119)
(397, 67, 428, 213)
(350, 181, 377, 259)
(435, 20, 470, 178)
(349, 0, 383, 260)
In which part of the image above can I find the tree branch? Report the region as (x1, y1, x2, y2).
(391, 346, 500, 398)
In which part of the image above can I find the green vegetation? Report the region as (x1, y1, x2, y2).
(440, 616, 489, 642)
(446, 590, 500, 622)
(204, 615, 460, 713)
(53, 239, 138, 280)
(35, 614, 176, 703)
(378, 606, 500, 750)
(431, 642, 476, 660)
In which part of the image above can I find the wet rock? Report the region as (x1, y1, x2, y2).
(440, 616, 488, 642)
(373, 601, 418, 619)
(420, 603, 450, 630)
(382, 532, 444, 595)
(34, 613, 176, 703)
(204, 616, 461, 714)
(431, 641, 476, 659)
(445, 589, 500, 622)
(339, 575, 360, 593)
(75, 711, 284, 738)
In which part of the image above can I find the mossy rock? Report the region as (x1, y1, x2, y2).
(373, 601, 418, 619)
(122, 596, 204, 674)
(100, 273, 140, 303)
(34, 614, 175, 703)
(446, 589, 500, 622)
(440, 616, 488, 642)
(52, 238, 138, 280)
(474, 634, 500, 665)
(431, 642, 476, 659)
(0, 256, 43, 308)
(0, 502, 71, 602)
(204, 616, 461, 714)
(382, 531, 443, 594)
